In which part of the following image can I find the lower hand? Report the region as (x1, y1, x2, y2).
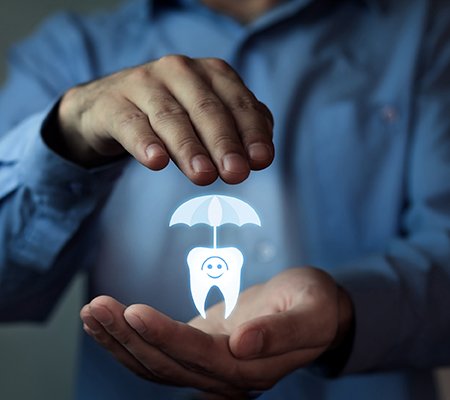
(80, 267, 353, 398)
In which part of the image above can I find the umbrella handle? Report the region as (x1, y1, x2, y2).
(213, 226, 217, 249)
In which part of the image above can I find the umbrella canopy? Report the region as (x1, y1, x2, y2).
(170, 194, 261, 227)
(169, 195, 261, 248)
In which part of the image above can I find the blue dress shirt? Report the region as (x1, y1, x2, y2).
(1, 0, 450, 398)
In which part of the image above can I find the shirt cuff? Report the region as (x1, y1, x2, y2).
(326, 255, 403, 375)
(9, 105, 128, 271)
(19, 105, 127, 205)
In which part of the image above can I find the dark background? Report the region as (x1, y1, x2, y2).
(0, 1, 449, 399)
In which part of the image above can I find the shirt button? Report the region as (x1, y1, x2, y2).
(255, 240, 277, 263)
(381, 105, 398, 123)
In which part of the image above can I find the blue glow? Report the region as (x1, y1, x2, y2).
(170, 195, 261, 318)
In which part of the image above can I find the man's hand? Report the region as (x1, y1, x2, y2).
(80, 268, 353, 398)
(53, 56, 274, 185)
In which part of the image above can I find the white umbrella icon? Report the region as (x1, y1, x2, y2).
(169, 194, 261, 248)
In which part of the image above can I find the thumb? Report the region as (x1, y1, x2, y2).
(229, 307, 337, 360)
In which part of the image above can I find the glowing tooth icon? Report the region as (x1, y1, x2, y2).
(170, 195, 261, 319)
(187, 248, 243, 319)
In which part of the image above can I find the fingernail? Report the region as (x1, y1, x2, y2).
(90, 305, 113, 326)
(247, 143, 272, 162)
(238, 330, 264, 358)
(145, 143, 166, 160)
(81, 316, 101, 334)
(223, 153, 249, 174)
(83, 323, 98, 336)
(124, 312, 146, 334)
(191, 154, 216, 173)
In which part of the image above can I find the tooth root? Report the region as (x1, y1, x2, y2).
(223, 281, 240, 319)
(190, 279, 209, 319)
(187, 248, 210, 319)
(187, 264, 211, 319)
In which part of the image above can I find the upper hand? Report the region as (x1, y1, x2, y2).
(80, 267, 353, 399)
(56, 55, 274, 185)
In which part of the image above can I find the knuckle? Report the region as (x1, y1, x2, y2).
(230, 363, 248, 386)
(93, 332, 114, 348)
(260, 102, 274, 127)
(157, 54, 192, 71)
(114, 330, 134, 347)
(151, 101, 187, 125)
(61, 86, 80, 107)
(116, 111, 148, 129)
(149, 366, 171, 382)
(175, 136, 201, 157)
(114, 115, 151, 151)
(129, 66, 152, 83)
(240, 127, 265, 141)
(195, 353, 214, 373)
(230, 95, 260, 113)
(126, 347, 154, 367)
(212, 134, 236, 151)
(132, 360, 165, 382)
(181, 357, 213, 375)
(144, 323, 166, 348)
(61, 85, 94, 120)
(205, 57, 234, 74)
(191, 97, 224, 118)
(229, 96, 274, 132)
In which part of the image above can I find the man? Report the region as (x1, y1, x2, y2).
(0, 0, 449, 399)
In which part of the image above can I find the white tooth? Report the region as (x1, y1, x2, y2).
(187, 247, 244, 319)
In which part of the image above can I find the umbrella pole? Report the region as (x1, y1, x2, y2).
(213, 226, 217, 249)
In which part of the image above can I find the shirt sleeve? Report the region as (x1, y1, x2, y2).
(0, 13, 125, 322)
(329, 0, 450, 373)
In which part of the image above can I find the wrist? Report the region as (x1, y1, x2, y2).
(43, 95, 116, 168)
(307, 285, 355, 377)
(330, 285, 354, 350)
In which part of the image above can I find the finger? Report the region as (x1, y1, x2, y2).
(238, 347, 324, 390)
(203, 58, 274, 171)
(126, 304, 323, 391)
(100, 98, 170, 170)
(88, 296, 183, 384)
(124, 305, 320, 390)
(188, 304, 228, 335)
(129, 84, 218, 185)
(89, 297, 243, 396)
(80, 303, 153, 381)
(124, 304, 234, 376)
(155, 55, 250, 184)
(229, 306, 336, 360)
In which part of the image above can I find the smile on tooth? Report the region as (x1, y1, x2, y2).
(187, 247, 244, 319)
(203, 256, 227, 279)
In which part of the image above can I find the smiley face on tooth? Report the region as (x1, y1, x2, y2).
(202, 256, 228, 279)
